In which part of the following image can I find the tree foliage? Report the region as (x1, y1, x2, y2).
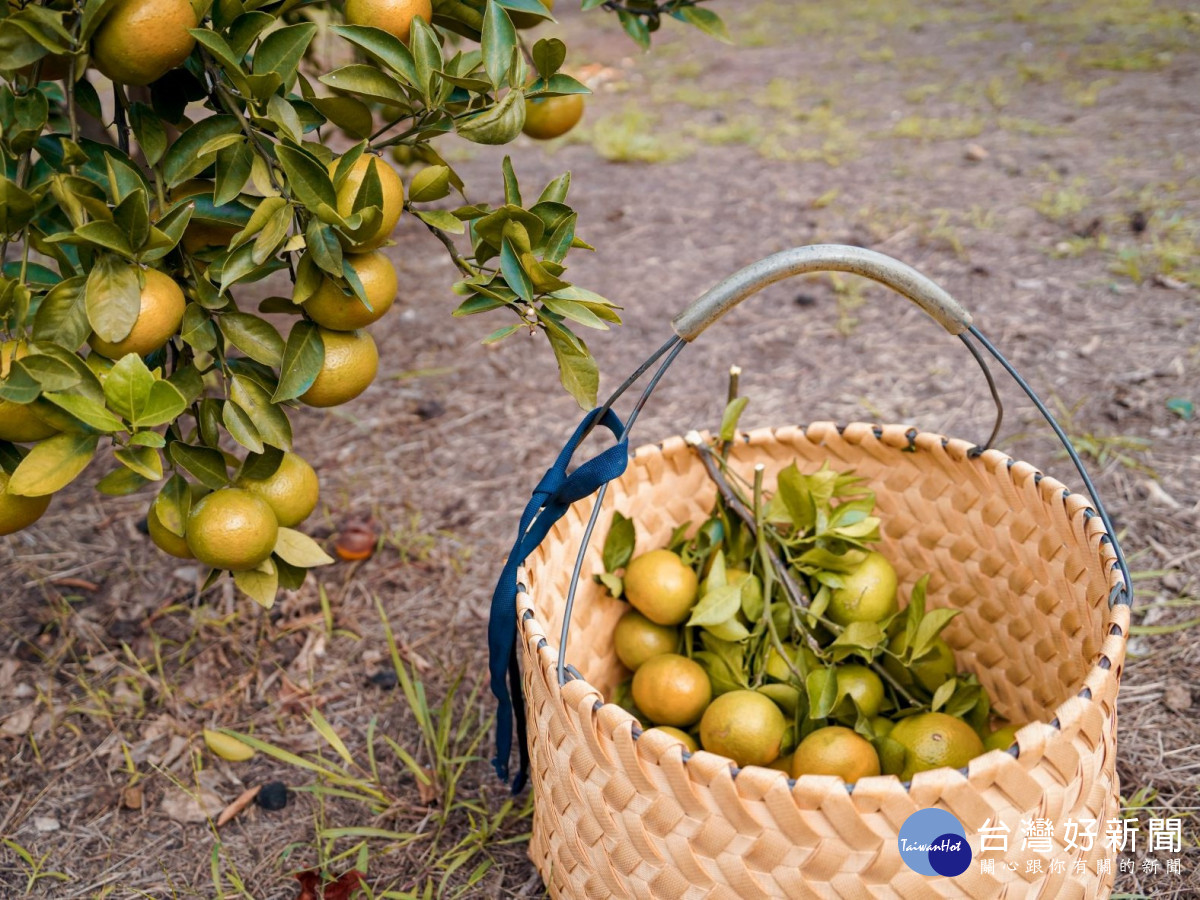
(0, 0, 726, 600)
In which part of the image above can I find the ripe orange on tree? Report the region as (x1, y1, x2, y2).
(235, 452, 320, 528)
(302, 251, 398, 331)
(0, 471, 52, 537)
(343, 0, 431, 43)
(510, 0, 554, 29)
(91, 0, 198, 85)
(331, 155, 406, 252)
(523, 94, 585, 140)
(87, 269, 186, 359)
(299, 329, 379, 408)
(0, 342, 59, 443)
(186, 488, 279, 571)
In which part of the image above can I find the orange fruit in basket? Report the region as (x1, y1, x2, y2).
(828, 551, 898, 626)
(884, 632, 958, 694)
(623, 549, 698, 626)
(834, 664, 885, 719)
(982, 723, 1022, 752)
(887, 712, 984, 780)
(645, 726, 699, 753)
(699, 689, 787, 768)
(792, 726, 881, 782)
(631, 654, 711, 727)
(613, 610, 678, 671)
(764, 643, 820, 682)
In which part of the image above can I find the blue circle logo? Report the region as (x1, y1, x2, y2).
(898, 809, 971, 877)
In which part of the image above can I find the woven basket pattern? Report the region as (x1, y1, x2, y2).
(516, 422, 1128, 899)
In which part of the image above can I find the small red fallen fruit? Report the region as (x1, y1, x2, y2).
(334, 520, 377, 561)
(295, 868, 364, 900)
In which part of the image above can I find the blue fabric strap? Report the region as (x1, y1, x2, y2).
(489, 407, 628, 792)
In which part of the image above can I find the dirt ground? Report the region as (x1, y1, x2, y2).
(2, 1, 1198, 897)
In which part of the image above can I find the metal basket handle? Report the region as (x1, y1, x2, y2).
(672, 245, 973, 340)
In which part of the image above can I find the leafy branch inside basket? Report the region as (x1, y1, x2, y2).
(594, 372, 1011, 781)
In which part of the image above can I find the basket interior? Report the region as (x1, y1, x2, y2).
(522, 422, 1117, 726)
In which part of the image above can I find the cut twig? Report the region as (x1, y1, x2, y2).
(686, 433, 921, 708)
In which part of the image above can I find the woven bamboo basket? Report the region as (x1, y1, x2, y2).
(503, 246, 1131, 899)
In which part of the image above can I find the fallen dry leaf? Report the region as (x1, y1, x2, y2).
(1163, 683, 1192, 712)
(161, 786, 224, 824)
(216, 785, 261, 827)
(416, 766, 439, 806)
(294, 869, 364, 900)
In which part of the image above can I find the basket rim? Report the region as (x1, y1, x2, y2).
(516, 419, 1131, 794)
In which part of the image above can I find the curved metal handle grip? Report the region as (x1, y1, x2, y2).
(672, 244, 973, 341)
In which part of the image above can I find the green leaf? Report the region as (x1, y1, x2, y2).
(408, 166, 452, 203)
(501, 156, 521, 206)
(0, 176, 37, 237)
(409, 15, 442, 101)
(220, 312, 285, 367)
(455, 88, 526, 145)
(499, 236, 534, 302)
(674, 6, 731, 43)
(481, 0, 517, 88)
(252, 22, 317, 88)
(85, 257, 141, 344)
(602, 511, 636, 573)
(330, 24, 418, 87)
(8, 432, 98, 496)
(414, 209, 465, 234)
(168, 442, 228, 490)
(222, 400, 264, 453)
(616, 10, 650, 50)
(0, 364, 40, 404)
(153, 474, 191, 536)
(128, 103, 167, 167)
(273, 321, 324, 402)
(273, 527, 334, 568)
(128, 430, 166, 448)
(163, 118, 242, 189)
(97, 466, 150, 495)
(546, 330, 597, 408)
(309, 96, 374, 140)
(233, 559, 278, 608)
(41, 391, 125, 432)
(319, 65, 410, 106)
(274, 144, 338, 213)
(537, 171, 571, 205)
(805, 667, 838, 721)
(266, 94, 304, 144)
(306, 219, 343, 277)
(252, 202, 293, 265)
(595, 571, 622, 599)
(687, 582, 741, 628)
(912, 608, 960, 657)
(829, 621, 886, 659)
(930, 678, 956, 713)
(180, 303, 217, 352)
(114, 445, 163, 481)
(229, 375, 292, 450)
(531, 38, 566, 80)
(719, 396, 748, 443)
(18, 355, 81, 393)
